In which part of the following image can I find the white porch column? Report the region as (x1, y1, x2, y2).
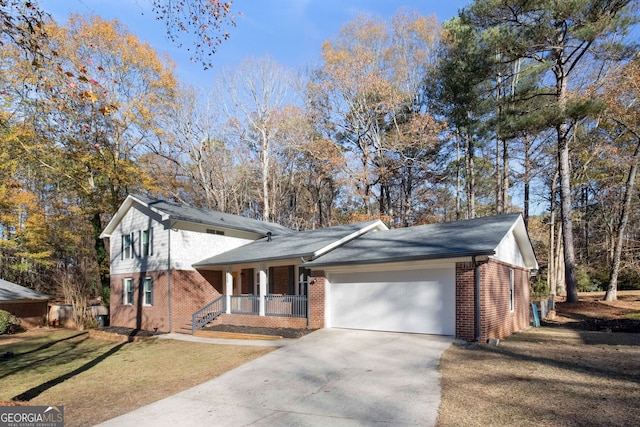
(258, 265, 267, 316)
(225, 268, 233, 314)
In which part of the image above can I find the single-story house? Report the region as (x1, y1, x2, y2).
(0, 278, 51, 327)
(101, 195, 538, 341)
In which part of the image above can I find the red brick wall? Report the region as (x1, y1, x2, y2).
(481, 259, 530, 341)
(171, 270, 222, 332)
(455, 259, 531, 342)
(210, 314, 307, 329)
(110, 270, 222, 333)
(308, 271, 325, 329)
(455, 262, 476, 341)
(270, 266, 293, 294)
(0, 301, 48, 327)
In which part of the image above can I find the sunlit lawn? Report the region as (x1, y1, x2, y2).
(0, 329, 274, 427)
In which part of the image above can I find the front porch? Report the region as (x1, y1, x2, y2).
(192, 263, 311, 334)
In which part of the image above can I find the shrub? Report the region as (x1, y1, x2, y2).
(577, 268, 602, 292)
(619, 268, 640, 291)
(530, 274, 550, 301)
(0, 309, 11, 334)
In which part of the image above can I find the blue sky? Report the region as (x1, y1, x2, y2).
(39, 0, 470, 86)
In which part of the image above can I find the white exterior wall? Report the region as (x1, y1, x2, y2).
(109, 204, 255, 275)
(493, 231, 525, 268)
(169, 229, 252, 271)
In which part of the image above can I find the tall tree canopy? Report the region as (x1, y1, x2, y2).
(448, 0, 638, 302)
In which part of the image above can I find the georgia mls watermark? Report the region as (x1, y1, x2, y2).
(0, 406, 64, 427)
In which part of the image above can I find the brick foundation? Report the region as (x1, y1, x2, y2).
(210, 314, 308, 329)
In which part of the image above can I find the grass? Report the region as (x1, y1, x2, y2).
(0, 329, 274, 427)
(436, 291, 640, 427)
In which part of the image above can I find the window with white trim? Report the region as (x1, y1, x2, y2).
(509, 269, 515, 312)
(123, 278, 134, 305)
(122, 233, 134, 259)
(143, 276, 154, 306)
(140, 229, 152, 257)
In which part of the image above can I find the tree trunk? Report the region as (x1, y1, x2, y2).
(606, 136, 640, 301)
(548, 170, 557, 297)
(465, 129, 476, 219)
(91, 213, 109, 299)
(456, 131, 461, 220)
(558, 123, 578, 302)
(554, 34, 578, 301)
(523, 135, 531, 227)
(496, 137, 503, 214)
(502, 137, 509, 213)
(261, 131, 270, 222)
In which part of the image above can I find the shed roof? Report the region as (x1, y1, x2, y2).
(304, 213, 537, 269)
(0, 279, 51, 301)
(100, 194, 291, 238)
(193, 220, 387, 267)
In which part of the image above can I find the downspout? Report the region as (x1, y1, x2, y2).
(167, 220, 173, 333)
(473, 255, 481, 342)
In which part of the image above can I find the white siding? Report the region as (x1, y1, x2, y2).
(170, 229, 252, 271)
(494, 230, 525, 268)
(109, 204, 255, 275)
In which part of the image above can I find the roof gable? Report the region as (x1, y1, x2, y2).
(193, 220, 388, 267)
(100, 194, 291, 238)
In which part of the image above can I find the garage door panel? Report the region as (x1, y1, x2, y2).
(329, 268, 455, 335)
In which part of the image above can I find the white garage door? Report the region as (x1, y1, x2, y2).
(328, 267, 455, 335)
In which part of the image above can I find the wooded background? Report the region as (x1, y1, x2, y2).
(1, 0, 639, 308)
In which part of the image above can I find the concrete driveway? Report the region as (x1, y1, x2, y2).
(95, 329, 453, 426)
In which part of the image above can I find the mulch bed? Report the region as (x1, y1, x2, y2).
(202, 324, 316, 339)
(96, 326, 159, 337)
(550, 298, 640, 333)
(90, 326, 161, 342)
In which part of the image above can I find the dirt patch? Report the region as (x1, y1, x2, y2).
(202, 324, 316, 339)
(0, 337, 24, 346)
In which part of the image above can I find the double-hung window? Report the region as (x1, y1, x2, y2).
(122, 233, 134, 259)
(143, 276, 154, 306)
(123, 278, 134, 305)
(140, 229, 152, 257)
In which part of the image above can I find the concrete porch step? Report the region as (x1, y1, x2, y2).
(193, 330, 284, 340)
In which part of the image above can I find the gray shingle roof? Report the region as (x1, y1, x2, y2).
(193, 220, 385, 267)
(132, 195, 291, 236)
(304, 213, 526, 267)
(0, 279, 51, 301)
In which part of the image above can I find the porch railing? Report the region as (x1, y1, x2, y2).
(265, 295, 307, 318)
(192, 296, 226, 334)
(229, 295, 260, 315)
(191, 294, 308, 333)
